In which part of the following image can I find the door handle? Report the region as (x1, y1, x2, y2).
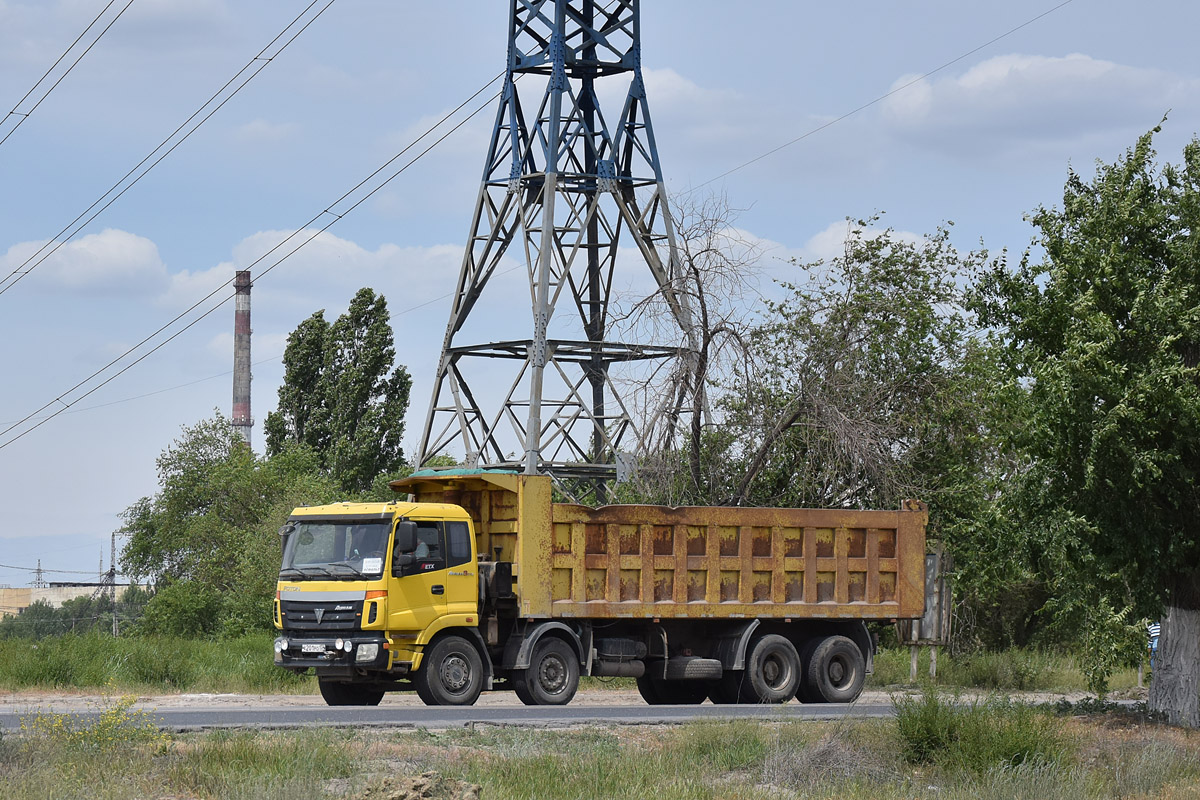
(431, 585, 444, 595)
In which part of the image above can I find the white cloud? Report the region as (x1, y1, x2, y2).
(1, 228, 169, 294)
(233, 119, 299, 144)
(157, 229, 468, 317)
(798, 220, 925, 263)
(883, 53, 1196, 155)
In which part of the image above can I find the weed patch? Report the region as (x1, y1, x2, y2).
(893, 690, 1070, 774)
(18, 695, 169, 752)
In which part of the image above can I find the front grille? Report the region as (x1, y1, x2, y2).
(279, 599, 360, 631)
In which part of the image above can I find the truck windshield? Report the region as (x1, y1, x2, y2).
(280, 518, 391, 580)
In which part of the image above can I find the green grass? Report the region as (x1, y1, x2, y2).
(2, 699, 1198, 800)
(869, 646, 1141, 693)
(893, 690, 1071, 773)
(0, 634, 1145, 699)
(0, 632, 312, 694)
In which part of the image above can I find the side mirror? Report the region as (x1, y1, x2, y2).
(394, 521, 417, 554)
(278, 522, 296, 555)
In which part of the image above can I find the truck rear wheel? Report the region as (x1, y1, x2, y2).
(802, 635, 865, 703)
(513, 637, 579, 706)
(636, 675, 708, 705)
(415, 635, 484, 706)
(317, 679, 385, 706)
(739, 634, 801, 704)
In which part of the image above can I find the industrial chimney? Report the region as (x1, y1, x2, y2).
(232, 270, 253, 445)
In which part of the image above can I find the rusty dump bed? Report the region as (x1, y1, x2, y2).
(393, 471, 927, 622)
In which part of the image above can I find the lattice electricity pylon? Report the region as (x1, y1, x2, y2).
(417, 0, 695, 501)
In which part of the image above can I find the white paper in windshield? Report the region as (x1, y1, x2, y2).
(362, 557, 383, 574)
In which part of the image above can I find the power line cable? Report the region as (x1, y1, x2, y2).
(0, 562, 101, 575)
(0, 73, 505, 452)
(0, 0, 338, 298)
(0, 0, 137, 149)
(696, 0, 1078, 189)
(0, 354, 283, 427)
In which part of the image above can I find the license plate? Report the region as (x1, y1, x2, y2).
(301, 643, 325, 653)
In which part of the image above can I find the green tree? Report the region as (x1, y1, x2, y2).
(977, 127, 1200, 726)
(119, 412, 340, 635)
(624, 220, 1029, 648)
(265, 287, 412, 492)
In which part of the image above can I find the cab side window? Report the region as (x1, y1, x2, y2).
(411, 522, 444, 574)
(447, 521, 472, 567)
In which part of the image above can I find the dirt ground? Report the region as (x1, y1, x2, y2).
(0, 687, 1101, 714)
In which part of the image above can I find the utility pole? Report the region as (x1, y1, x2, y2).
(417, 0, 694, 502)
(110, 532, 118, 637)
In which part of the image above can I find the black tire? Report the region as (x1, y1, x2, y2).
(663, 656, 724, 681)
(512, 637, 580, 706)
(636, 674, 708, 705)
(804, 635, 866, 703)
(414, 635, 484, 706)
(739, 634, 801, 704)
(317, 679, 385, 706)
(707, 671, 743, 704)
(795, 638, 820, 703)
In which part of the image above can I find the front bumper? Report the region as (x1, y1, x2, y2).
(274, 633, 389, 674)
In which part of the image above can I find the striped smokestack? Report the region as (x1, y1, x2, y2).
(232, 270, 252, 445)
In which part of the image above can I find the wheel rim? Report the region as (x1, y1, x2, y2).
(441, 653, 471, 693)
(762, 652, 791, 690)
(538, 654, 567, 694)
(828, 655, 848, 687)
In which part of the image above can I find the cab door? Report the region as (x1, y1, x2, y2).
(386, 520, 448, 634)
(442, 519, 479, 618)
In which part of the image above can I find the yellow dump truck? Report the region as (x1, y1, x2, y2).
(273, 470, 927, 707)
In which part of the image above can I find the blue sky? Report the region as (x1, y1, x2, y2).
(1, 0, 1197, 585)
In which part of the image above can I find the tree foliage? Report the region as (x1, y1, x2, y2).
(977, 126, 1200, 725)
(264, 287, 413, 493)
(119, 412, 341, 636)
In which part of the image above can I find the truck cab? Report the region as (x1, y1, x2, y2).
(273, 500, 487, 706)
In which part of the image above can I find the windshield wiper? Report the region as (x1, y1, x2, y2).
(279, 568, 304, 579)
(299, 566, 333, 578)
(328, 561, 367, 579)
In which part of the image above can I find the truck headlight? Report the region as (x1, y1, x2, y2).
(274, 638, 288, 653)
(356, 643, 380, 662)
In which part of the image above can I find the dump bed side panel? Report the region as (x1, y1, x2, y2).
(392, 473, 926, 621)
(518, 502, 925, 620)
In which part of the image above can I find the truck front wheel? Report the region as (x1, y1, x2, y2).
(513, 637, 579, 705)
(318, 679, 385, 706)
(415, 635, 484, 706)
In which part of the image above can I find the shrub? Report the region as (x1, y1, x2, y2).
(135, 580, 220, 638)
(893, 690, 1069, 774)
(19, 695, 169, 751)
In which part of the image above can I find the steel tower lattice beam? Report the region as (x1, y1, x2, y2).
(417, 0, 694, 500)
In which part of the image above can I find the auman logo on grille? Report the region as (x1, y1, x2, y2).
(314, 608, 325, 624)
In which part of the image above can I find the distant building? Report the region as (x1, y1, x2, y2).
(0, 582, 142, 619)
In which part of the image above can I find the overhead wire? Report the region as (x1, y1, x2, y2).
(0, 355, 283, 427)
(696, 0, 1078, 189)
(0, 71, 507, 453)
(0, 562, 100, 575)
(0, 0, 338, 297)
(0, 0, 137, 149)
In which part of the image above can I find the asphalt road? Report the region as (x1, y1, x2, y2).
(0, 694, 897, 732)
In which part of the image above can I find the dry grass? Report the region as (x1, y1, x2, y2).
(1, 704, 1198, 799)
